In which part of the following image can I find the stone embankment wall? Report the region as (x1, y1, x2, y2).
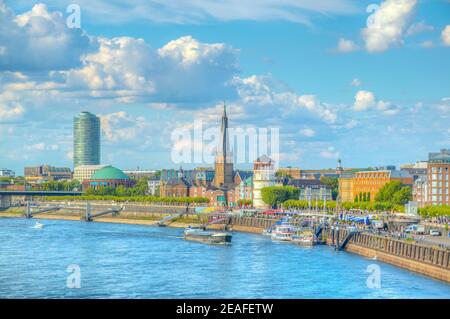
(325, 228, 450, 283)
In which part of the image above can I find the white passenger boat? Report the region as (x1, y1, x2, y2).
(270, 223, 296, 241)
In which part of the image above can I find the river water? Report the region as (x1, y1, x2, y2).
(0, 218, 449, 298)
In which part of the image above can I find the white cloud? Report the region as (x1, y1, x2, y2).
(353, 90, 398, 115)
(320, 146, 339, 159)
(406, 21, 434, 36)
(0, 2, 95, 71)
(353, 90, 376, 111)
(299, 128, 316, 137)
(232, 75, 338, 123)
(100, 111, 149, 142)
(25, 142, 45, 151)
(65, 151, 74, 160)
(442, 25, 450, 46)
(58, 35, 239, 103)
(344, 119, 358, 129)
(337, 38, 359, 53)
(297, 95, 337, 123)
(30, 0, 358, 26)
(361, 0, 417, 52)
(0, 91, 25, 121)
(420, 40, 434, 48)
(350, 78, 362, 87)
(24, 142, 59, 151)
(435, 98, 450, 113)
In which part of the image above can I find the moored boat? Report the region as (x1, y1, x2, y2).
(291, 233, 316, 246)
(270, 223, 296, 241)
(291, 229, 324, 246)
(184, 226, 232, 244)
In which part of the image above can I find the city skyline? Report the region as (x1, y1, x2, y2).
(0, 0, 449, 173)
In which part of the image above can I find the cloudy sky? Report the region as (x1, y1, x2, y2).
(0, 0, 449, 173)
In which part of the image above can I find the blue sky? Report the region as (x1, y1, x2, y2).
(0, 0, 449, 174)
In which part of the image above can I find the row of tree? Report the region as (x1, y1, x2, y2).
(44, 195, 209, 204)
(283, 199, 336, 210)
(84, 178, 150, 196)
(34, 180, 81, 191)
(418, 205, 450, 218)
(341, 201, 405, 212)
(354, 192, 371, 202)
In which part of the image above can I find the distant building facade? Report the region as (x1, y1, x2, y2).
(74, 111, 100, 168)
(253, 155, 275, 208)
(286, 179, 332, 202)
(277, 167, 301, 179)
(413, 176, 428, 207)
(73, 164, 110, 182)
(338, 172, 355, 202)
(0, 168, 15, 178)
(123, 170, 157, 179)
(338, 168, 413, 203)
(24, 165, 72, 183)
(427, 149, 450, 206)
(147, 177, 160, 196)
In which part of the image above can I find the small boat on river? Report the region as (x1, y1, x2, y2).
(32, 222, 44, 229)
(184, 226, 232, 244)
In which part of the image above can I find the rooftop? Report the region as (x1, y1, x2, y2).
(429, 149, 450, 163)
(91, 166, 130, 180)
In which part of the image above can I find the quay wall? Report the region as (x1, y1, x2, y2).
(325, 228, 450, 283)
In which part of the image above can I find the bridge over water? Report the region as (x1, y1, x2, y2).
(0, 191, 82, 208)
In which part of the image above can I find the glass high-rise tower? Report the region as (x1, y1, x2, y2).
(73, 111, 100, 168)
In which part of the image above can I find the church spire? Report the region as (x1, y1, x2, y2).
(217, 101, 231, 161)
(213, 101, 234, 188)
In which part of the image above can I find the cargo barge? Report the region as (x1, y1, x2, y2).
(184, 226, 232, 244)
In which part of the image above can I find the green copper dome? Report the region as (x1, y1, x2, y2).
(91, 166, 129, 180)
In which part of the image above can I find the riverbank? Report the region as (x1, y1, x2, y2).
(0, 210, 265, 234)
(325, 228, 450, 284)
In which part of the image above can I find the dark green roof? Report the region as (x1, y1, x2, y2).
(91, 166, 129, 180)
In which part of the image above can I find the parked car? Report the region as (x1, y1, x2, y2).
(404, 224, 418, 233)
(430, 229, 441, 236)
(415, 225, 426, 235)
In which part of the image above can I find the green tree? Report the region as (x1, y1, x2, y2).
(391, 186, 412, 205)
(261, 186, 299, 207)
(320, 176, 338, 200)
(375, 181, 403, 202)
(133, 177, 149, 195)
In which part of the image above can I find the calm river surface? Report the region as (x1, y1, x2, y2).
(0, 218, 449, 298)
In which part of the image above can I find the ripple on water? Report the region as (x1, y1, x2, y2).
(0, 218, 449, 298)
